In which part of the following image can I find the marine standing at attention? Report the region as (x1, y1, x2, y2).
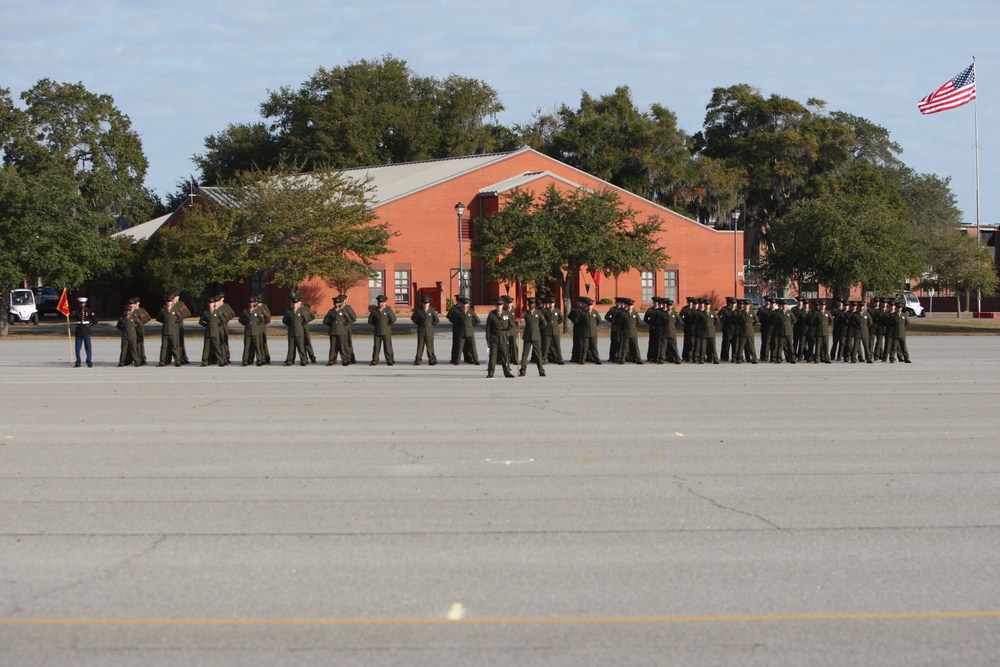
(447, 296, 480, 365)
(323, 295, 356, 366)
(518, 297, 546, 377)
(410, 295, 439, 365)
(368, 294, 396, 366)
(485, 298, 515, 378)
(283, 295, 313, 366)
(71, 297, 98, 368)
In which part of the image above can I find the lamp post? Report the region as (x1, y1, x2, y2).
(732, 210, 741, 299)
(455, 202, 466, 299)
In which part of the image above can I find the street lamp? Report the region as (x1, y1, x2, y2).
(732, 210, 741, 299)
(455, 202, 466, 299)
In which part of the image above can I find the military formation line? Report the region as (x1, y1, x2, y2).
(66, 291, 913, 373)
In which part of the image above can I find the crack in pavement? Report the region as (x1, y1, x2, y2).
(3, 535, 168, 618)
(675, 477, 784, 530)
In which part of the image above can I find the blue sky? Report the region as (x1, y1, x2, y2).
(3, 0, 996, 227)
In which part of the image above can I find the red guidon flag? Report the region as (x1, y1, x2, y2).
(56, 288, 70, 316)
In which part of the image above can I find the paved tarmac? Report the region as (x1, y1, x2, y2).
(1, 334, 998, 666)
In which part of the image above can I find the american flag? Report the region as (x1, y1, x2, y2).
(918, 63, 976, 114)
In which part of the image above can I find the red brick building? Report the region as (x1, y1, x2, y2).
(121, 147, 742, 314)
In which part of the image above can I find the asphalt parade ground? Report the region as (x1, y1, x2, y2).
(1, 334, 998, 666)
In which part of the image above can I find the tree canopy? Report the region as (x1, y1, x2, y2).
(764, 165, 922, 296)
(195, 55, 516, 184)
(1, 79, 150, 225)
(474, 185, 669, 313)
(146, 164, 395, 295)
(522, 86, 691, 205)
(692, 86, 866, 238)
(0, 81, 149, 333)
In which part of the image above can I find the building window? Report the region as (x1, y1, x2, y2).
(641, 271, 655, 305)
(394, 270, 411, 305)
(663, 270, 678, 303)
(369, 270, 385, 306)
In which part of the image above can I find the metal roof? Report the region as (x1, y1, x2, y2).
(111, 212, 174, 242)
(193, 149, 525, 212)
(479, 170, 584, 195)
(341, 149, 524, 206)
(197, 186, 244, 209)
(123, 146, 715, 239)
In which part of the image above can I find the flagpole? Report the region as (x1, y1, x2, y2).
(973, 56, 982, 313)
(66, 310, 73, 364)
(57, 288, 73, 364)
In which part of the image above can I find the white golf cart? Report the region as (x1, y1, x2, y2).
(8, 288, 40, 325)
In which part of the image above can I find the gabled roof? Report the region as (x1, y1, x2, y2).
(192, 149, 525, 212)
(111, 211, 174, 242)
(342, 149, 525, 206)
(479, 170, 585, 196)
(128, 146, 719, 238)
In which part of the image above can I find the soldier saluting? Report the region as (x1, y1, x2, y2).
(239, 295, 267, 366)
(199, 294, 226, 367)
(283, 295, 314, 366)
(447, 296, 480, 365)
(156, 293, 184, 367)
(116, 297, 145, 367)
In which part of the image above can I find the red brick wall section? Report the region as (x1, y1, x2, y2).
(226, 149, 741, 311)
(307, 150, 744, 309)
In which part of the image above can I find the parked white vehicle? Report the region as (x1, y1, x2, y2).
(8, 289, 40, 325)
(903, 290, 924, 317)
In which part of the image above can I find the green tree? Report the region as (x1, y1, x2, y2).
(194, 122, 284, 186)
(667, 154, 743, 226)
(886, 166, 989, 311)
(0, 165, 116, 333)
(145, 202, 246, 295)
(2, 79, 151, 225)
(145, 164, 395, 296)
(197, 56, 511, 183)
(764, 165, 921, 296)
(522, 86, 691, 207)
(829, 111, 904, 169)
(892, 168, 963, 235)
(921, 225, 998, 316)
(232, 165, 395, 291)
(693, 86, 859, 245)
(1, 81, 149, 334)
(474, 185, 669, 320)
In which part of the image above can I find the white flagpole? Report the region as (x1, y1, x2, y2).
(974, 57, 981, 235)
(973, 56, 982, 313)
